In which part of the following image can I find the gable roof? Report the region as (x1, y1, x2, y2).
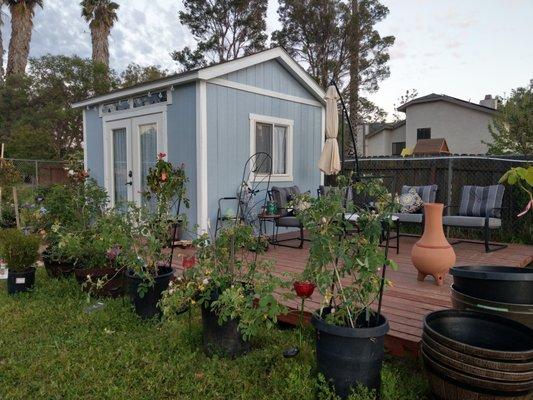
(413, 138, 450, 155)
(72, 47, 325, 109)
(396, 93, 497, 115)
(366, 119, 406, 138)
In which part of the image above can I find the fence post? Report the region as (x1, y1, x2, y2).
(35, 160, 39, 186)
(446, 158, 453, 214)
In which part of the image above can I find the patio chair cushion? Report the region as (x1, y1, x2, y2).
(458, 185, 505, 218)
(393, 212, 423, 224)
(442, 215, 502, 228)
(271, 186, 301, 216)
(401, 185, 438, 204)
(398, 188, 423, 213)
(276, 216, 302, 228)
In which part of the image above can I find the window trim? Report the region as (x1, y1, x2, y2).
(249, 113, 293, 182)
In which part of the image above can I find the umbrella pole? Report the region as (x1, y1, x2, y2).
(329, 80, 360, 181)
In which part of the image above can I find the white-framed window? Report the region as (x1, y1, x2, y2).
(249, 114, 293, 181)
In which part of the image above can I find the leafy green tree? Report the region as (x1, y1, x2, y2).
(0, 55, 110, 159)
(272, 0, 349, 89)
(172, 0, 268, 70)
(348, 0, 394, 155)
(5, 0, 43, 75)
(120, 63, 168, 88)
(487, 81, 533, 155)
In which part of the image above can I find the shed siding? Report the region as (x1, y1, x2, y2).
(206, 82, 322, 229)
(167, 83, 198, 230)
(85, 107, 105, 186)
(222, 59, 316, 101)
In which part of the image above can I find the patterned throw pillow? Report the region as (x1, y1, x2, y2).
(399, 188, 423, 213)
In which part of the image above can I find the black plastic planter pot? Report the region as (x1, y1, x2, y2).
(42, 252, 74, 278)
(311, 309, 389, 399)
(201, 303, 250, 358)
(450, 266, 533, 304)
(7, 268, 36, 294)
(451, 285, 533, 329)
(126, 266, 173, 319)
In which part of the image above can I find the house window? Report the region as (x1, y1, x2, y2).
(392, 141, 406, 155)
(417, 128, 431, 140)
(250, 114, 293, 181)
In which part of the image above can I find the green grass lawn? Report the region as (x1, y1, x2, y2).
(0, 269, 429, 399)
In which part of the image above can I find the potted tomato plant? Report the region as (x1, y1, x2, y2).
(161, 223, 288, 357)
(296, 175, 398, 398)
(0, 228, 40, 294)
(121, 155, 189, 319)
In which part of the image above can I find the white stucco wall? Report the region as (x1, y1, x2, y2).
(366, 124, 406, 156)
(404, 102, 493, 154)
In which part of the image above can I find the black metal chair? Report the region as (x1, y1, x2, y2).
(443, 184, 507, 253)
(269, 185, 308, 248)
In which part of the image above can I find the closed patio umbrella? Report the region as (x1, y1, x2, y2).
(318, 85, 341, 175)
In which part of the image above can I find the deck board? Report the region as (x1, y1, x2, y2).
(172, 234, 532, 357)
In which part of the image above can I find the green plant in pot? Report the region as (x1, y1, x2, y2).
(118, 155, 190, 319)
(34, 174, 108, 278)
(295, 175, 398, 398)
(0, 228, 40, 294)
(161, 223, 288, 357)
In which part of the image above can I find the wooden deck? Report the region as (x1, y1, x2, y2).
(172, 234, 532, 357)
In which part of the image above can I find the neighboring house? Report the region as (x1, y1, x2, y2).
(364, 94, 497, 156)
(72, 47, 325, 233)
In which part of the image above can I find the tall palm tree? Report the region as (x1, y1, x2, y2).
(0, 1, 4, 79)
(6, 0, 43, 76)
(80, 0, 119, 70)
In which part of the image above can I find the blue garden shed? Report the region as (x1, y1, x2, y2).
(73, 47, 326, 233)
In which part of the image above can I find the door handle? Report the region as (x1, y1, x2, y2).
(126, 170, 133, 185)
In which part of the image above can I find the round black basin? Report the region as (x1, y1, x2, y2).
(424, 310, 533, 361)
(450, 266, 533, 304)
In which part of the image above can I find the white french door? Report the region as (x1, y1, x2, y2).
(104, 112, 166, 208)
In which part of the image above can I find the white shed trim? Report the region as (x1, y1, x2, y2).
(209, 78, 322, 107)
(196, 80, 209, 233)
(72, 47, 325, 109)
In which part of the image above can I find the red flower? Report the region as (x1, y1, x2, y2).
(158, 152, 167, 159)
(161, 171, 168, 182)
(293, 281, 315, 298)
(182, 256, 196, 269)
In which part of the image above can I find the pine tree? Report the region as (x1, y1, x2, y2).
(172, 0, 268, 70)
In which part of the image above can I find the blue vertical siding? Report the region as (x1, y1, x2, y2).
(222, 59, 317, 101)
(166, 83, 198, 232)
(206, 83, 322, 229)
(85, 107, 104, 186)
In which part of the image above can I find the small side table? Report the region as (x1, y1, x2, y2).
(258, 213, 281, 244)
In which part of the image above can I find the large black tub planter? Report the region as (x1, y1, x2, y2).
(422, 310, 533, 400)
(7, 267, 36, 294)
(126, 265, 173, 319)
(201, 302, 250, 358)
(450, 265, 533, 304)
(312, 309, 389, 399)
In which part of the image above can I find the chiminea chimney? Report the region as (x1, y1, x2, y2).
(480, 94, 498, 109)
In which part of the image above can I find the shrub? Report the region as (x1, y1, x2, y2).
(0, 229, 40, 272)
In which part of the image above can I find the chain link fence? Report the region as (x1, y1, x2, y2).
(6, 158, 69, 187)
(335, 155, 532, 244)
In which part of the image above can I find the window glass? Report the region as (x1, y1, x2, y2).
(417, 128, 431, 140)
(255, 122, 273, 174)
(112, 128, 128, 207)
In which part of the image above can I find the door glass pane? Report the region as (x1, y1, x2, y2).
(139, 123, 157, 208)
(273, 125, 287, 174)
(112, 128, 128, 208)
(255, 122, 272, 174)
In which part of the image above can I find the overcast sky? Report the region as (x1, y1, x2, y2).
(1, 0, 532, 120)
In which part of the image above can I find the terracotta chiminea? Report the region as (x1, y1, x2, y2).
(411, 203, 456, 286)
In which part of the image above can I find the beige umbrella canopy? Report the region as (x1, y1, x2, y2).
(318, 85, 341, 175)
